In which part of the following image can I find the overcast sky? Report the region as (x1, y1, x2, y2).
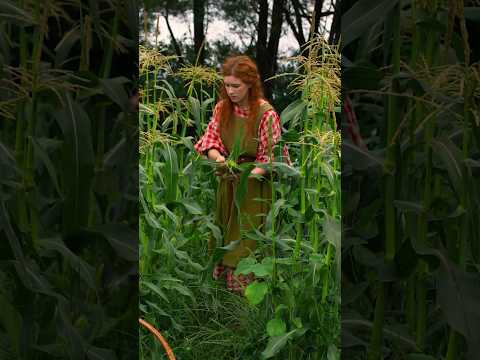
(145, 1, 334, 57)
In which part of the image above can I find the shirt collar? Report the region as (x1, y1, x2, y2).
(233, 104, 249, 117)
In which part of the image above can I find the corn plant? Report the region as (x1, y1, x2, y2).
(342, 0, 480, 358)
(0, 0, 138, 359)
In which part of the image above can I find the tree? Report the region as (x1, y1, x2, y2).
(193, 0, 207, 64)
(218, 0, 263, 52)
(256, 0, 286, 100)
(283, 0, 337, 50)
(328, 0, 340, 44)
(142, 0, 190, 63)
(141, 0, 338, 101)
(142, 0, 208, 65)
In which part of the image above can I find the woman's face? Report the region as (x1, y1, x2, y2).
(223, 75, 250, 105)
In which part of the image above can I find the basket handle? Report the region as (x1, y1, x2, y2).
(139, 318, 176, 360)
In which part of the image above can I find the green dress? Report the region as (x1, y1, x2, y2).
(212, 102, 273, 267)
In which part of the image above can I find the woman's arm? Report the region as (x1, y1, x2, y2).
(194, 103, 227, 159)
(252, 109, 289, 175)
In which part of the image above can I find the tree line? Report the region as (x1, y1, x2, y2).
(141, 0, 339, 100)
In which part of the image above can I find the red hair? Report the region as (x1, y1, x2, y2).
(217, 55, 265, 137)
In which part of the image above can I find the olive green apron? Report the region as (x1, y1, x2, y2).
(211, 102, 273, 267)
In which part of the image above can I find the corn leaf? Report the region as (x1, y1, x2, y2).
(341, 0, 399, 48)
(323, 215, 341, 282)
(160, 144, 179, 202)
(0, 202, 24, 262)
(234, 163, 255, 209)
(54, 26, 81, 67)
(86, 346, 117, 360)
(38, 237, 96, 289)
(343, 139, 385, 171)
(464, 7, 480, 22)
(100, 77, 130, 112)
(143, 282, 169, 303)
(432, 138, 464, 197)
(30, 137, 62, 197)
(279, 98, 307, 127)
(13, 260, 63, 300)
(189, 96, 201, 134)
(54, 93, 94, 234)
(92, 224, 138, 262)
(437, 262, 480, 357)
(0, 294, 21, 357)
(261, 328, 307, 359)
(0, 0, 35, 25)
(58, 300, 85, 360)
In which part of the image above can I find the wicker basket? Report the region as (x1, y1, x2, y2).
(139, 318, 176, 360)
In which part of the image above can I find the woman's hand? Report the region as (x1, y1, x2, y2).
(250, 166, 267, 176)
(207, 148, 223, 162)
(208, 149, 225, 176)
(213, 154, 226, 177)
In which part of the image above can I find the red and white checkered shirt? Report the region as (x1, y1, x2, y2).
(194, 101, 290, 164)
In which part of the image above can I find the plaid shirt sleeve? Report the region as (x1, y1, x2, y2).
(256, 109, 291, 165)
(194, 103, 227, 156)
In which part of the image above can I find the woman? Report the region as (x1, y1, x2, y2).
(194, 55, 289, 294)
